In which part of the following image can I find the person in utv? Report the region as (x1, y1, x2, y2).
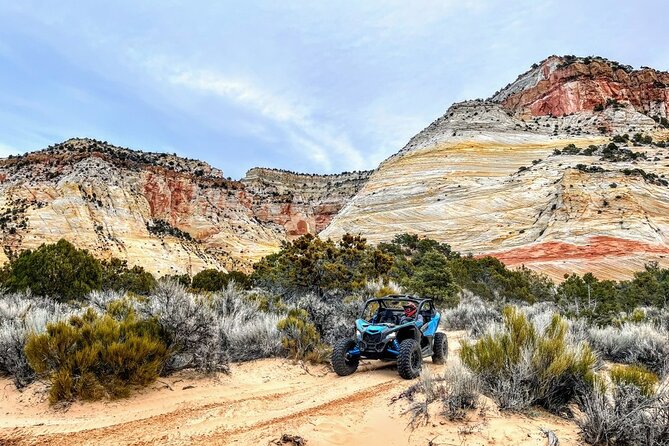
(400, 302, 423, 326)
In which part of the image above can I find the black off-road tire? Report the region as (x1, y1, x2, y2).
(397, 339, 422, 379)
(331, 338, 359, 376)
(432, 332, 448, 364)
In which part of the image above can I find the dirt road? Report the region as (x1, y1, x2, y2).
(0, 332, 581, 445)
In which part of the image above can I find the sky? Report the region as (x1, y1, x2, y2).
(0, 1, 668, 178)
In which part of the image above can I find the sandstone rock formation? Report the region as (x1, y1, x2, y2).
(0, 139, 369, 275)
(2, 55, 668, 280)
(323, 56, 669, 280)
(492, 55, 669, 118)
(242, 168, 371, 237)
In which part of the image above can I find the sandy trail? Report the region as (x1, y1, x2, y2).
(0, 331, 581, 445)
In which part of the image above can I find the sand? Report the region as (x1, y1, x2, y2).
(0, 331, 582, 445)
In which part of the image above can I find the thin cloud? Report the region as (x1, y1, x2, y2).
(166, 67, 366, 172)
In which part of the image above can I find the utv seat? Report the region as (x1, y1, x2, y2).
(377, 309, 396, 324)
(420, 310, 432, 323)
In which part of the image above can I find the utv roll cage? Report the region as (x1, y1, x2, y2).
(360, 295, 437, 325)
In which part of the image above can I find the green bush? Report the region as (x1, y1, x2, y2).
(192, 269, 230, 291)
(277, 308, 328, 362)
(160, 273, 192, 287)
(610, 364, 659, 397)
(253, 234, 393, 297)
(100, 258, 156, 294)
(3, 239, 102, 301)
(460, 307, 597, 412)
(24, 304, 168, 404)
(403, 250, 459, 305)
(191, 269, 250, 292)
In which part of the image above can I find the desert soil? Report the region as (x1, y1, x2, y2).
(0, 331, 582, 445)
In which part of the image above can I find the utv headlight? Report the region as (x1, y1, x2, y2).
(356, 330, 362, 340)
(386, 332, 396, 340)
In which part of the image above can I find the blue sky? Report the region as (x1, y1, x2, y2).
(1, 1, 667, 178)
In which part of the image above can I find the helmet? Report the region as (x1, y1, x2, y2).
(403, 302, 417, 318)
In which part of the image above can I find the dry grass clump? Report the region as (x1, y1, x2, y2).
(609, 364, 659, 397)
(578, 377, 669, 445)
(25, 303, 168, 404)
(460, 306, 597, 412)
(588, 322, 669, 376)
(0, 292, 76, 387)
(440, 293, 501, 336)
(394, 364, 481, 428)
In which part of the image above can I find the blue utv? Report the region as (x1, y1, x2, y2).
(331, 296, 447, 379)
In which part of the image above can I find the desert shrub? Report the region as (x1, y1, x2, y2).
(394, 364, 481, 427)
(227, 271, 251, 290)
(24, 305, 168, 404)
(160, 274, 192, 287)
(557, 273, 619, 323)
(0, 292, 76, 387)
(211, 284, 282, 361)
(253, 233, 393, 298)
(191, 269, 250, 291)
(191, 269, 230, 292)
(447, 257, 554, 304)
(363, 277, 402, 298)
(277, 308, 328, 362)
(440, 292, 501, 336)
(577, 381, 669, 445)
(100, 258, 156, 294)
(84, 289, 127, 312)
(460, 306, 597, 412)
(559, 263, 669, 324)
(610, 364, 658, 397)
(588, 323, 669, 375)
(626, 306, 669, 330)
(403, 250, 460, 305)
(438, 363, 481, 420)
(2, 239, 102, 301)
(293, 293, 359, 345)
(141, 281, 227, 373)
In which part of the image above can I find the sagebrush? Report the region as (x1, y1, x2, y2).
(25, 305, 168, 404)
(460, 306, 597, 412)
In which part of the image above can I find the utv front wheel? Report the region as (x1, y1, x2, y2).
(432, 332, 448, 364)
(397, 339, 422, 379)
(332, 338, 359, 376)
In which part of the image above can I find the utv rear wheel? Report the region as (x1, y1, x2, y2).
(332, 338, 359, 376)
(432, 332, 448, 364)
(397, 339, 422, 379)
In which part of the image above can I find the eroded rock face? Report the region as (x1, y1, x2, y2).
(492, 55, 669, 118)
(323, 131, 669, 280)
(323, 55, 669, 281)
(242, 168, 371, 237)
(0, 139, 369, 275)
(3, 55, 669, 281)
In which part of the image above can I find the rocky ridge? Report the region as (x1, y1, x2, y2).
(323, 56, 669, 280)
(0, 138, 370, 275)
